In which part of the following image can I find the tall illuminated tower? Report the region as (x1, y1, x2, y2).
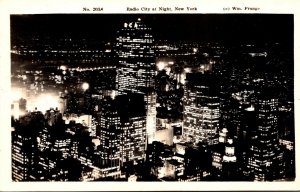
(116, 18, 156, 142)
(247, 92, 283, 181)
(98, 96, 121, 170)
(183, 73, 220, 145)
(12, 111, 43, 181)
(97, 94, 146, 166)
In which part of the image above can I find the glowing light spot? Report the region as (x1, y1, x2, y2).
(29, 93, 59, 113)
(245, 105, 255, 111)
(184, 68, 191, 73)
(110, 90, 116, 100)
(165, 67, 171, 75)
(60, 65, 67, 71)
(222, 128, 228, 133)
(82, 82, 89, 91)
(11, 89, 22, 102)
(180, 73, 186, 84)
(157, 62, 166, 71)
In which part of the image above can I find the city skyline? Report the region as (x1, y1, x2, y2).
(10, 14, 294, 182)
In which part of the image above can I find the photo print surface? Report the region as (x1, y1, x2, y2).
(10, 14, 294, 182)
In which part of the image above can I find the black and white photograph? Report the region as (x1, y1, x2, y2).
(9, 13, 295, 182)
(0, 0, 299, 191)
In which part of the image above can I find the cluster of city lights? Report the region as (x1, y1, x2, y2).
(11, 88, 60, 115)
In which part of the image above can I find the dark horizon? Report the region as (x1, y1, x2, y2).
(10, 14, 294, 46)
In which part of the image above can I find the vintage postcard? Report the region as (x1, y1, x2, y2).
(0, 0, 299, 191)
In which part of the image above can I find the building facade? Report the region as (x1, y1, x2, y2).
(115, 18, 156, 142)
(248, 96, 283, 181)
(183, 73, 220, 145)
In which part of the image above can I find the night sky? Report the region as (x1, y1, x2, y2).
(11, 14, 293, 45)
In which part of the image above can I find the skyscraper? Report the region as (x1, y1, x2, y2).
(97, 96, 121, 173)
(97, 94, 147, 167)
(115, 18, 156, 142)
(247, 92, 283, 181)
(11, 111, 44, 181)
(183, 73, 220, 145)
(117, 93, 147, 163)
(12, 133, 37, 181)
